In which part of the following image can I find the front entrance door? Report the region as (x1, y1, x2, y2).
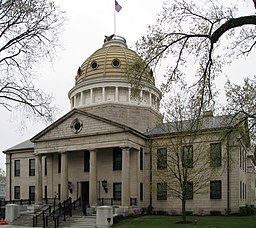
(81, 181, 89, 215)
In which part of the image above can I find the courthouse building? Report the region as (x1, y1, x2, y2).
(3, 35, 256, 214)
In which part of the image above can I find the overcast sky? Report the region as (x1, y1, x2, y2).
(0, 0, 255, 171)
(0, 0, 165, 170)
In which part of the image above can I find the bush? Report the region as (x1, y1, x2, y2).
(113, 214, 124, 224)
(185, 211, 193, 216)
(210, 210, 222, 216)
(169, 209, 177, 215)
(225, 208, 231, 215)
(146, 205, 153, 215)
(197, 208, 205, 216)
(133, 208, 142, 216)
(239, 205, 256, 216)
(156, 210, 167, 215)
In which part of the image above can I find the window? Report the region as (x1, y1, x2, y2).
(113, 147, 122, 170)
(113, 183, 121, 200)
(157, 183, 167, 200)
(210, 143, 221, 167)
(210, 180, 222, 199)
(14, 186, 20, 199)
(140, 148, 143, 170)
(29, 186, 35, 202)
(58, 153, 61, 173)
(182, 145, 193, 168)
(157, 148, 167, 170)
(140, 183, 143, 201)
(58, 184, 61, 201)
(185, 182, 193, 200)
(44, 185, 48, 201)
(84, 150, 90, 172)
(29, 159, 35, 176)
(44, 157, 47, 176)
(14, 160, 20, 176)
(240, 181, 242, 200)
(243, 182, 245, 200)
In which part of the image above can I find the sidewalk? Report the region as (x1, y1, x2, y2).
(0, 225, 34, 227)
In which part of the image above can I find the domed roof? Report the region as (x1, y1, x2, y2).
(75, 35, 155, 86)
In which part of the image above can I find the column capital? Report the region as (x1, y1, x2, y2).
(121, 147, 130, 151)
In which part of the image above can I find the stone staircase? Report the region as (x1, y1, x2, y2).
(61, 215, 96, 227)
(11, 206, 96, 227)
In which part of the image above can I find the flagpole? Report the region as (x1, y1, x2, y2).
(114, 6, 116, 34)
(114, 0, 122, 35)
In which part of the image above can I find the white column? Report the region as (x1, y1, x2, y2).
(102, 87, 105, 102)
(74, 95, 77, 107)
(35, 154, 43, 205)
(81, 92, 84, 106)
(115, 87, 118, 102)
(128, 88, 131, 103)
(121, 147, 130, 206)
(90, 89, 93, 104)
(89, 149, 97, 206)
(149, 93, 152, 107)
(60, 152, 68, 202)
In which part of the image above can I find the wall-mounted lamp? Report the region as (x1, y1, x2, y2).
(102, 179, 108, 193)
(68, 181, 73, 194)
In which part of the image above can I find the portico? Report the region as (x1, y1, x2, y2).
(32, 109, 147, 208)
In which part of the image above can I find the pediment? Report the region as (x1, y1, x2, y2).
(31, 109, 130, 142)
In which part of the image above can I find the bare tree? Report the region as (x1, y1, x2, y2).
(225, 77, 256, 141)
(135, 0, 256, 112)
(0, 168, 5, 177)
(0, 0, 65, 122)
(151, 92, 228, 222)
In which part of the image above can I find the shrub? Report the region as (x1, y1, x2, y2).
(210, 210, 222, 216)
(141, 207, 147, 215)
(133, 208, 142, 216)
(146, 205, 153, 215)
(169, 209, 177, 215)
(239, 206, 248, 216)
(156, 210, 167, 215)
(239, 205, 256, 216)
(185, 211, 193, 216)
(128, 211, 135, 217)
(225, 208, 231, 215)
(197, 208, 205, 216)
(113, 214, 124, 224)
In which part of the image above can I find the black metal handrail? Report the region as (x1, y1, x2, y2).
(97, 197, 137, 206)
(0, 199, 33, 206)
(32, 197, 81, 228)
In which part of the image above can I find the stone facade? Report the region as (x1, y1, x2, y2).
(2, 35, 256, 215)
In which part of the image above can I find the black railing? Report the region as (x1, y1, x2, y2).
(98, 198, 137, 206)
(0, 199, 33, 206)
(0, 199, 34, 220)
(32, 197, 81, 228)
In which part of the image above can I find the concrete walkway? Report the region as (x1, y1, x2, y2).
(0, 226, 34, 227)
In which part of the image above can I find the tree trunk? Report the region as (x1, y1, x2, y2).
(181, 198, 186, 222)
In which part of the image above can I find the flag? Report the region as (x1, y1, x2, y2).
(115, 0, 122, 12)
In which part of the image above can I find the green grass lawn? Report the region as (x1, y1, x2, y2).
(111, 215, 256, 228)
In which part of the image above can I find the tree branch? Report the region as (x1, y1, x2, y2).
(211, 15, 256, 43)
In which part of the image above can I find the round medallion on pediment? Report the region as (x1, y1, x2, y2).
(71, 119, 83, 133)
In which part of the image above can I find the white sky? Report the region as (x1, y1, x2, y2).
(0, 0, 164, 170)
(0, 0, 255, 171)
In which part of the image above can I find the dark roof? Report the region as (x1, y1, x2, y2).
(145, 115, 237, 137)
(3, 140, 34, 153)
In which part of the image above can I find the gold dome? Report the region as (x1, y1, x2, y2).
(75, 35, 155, 85)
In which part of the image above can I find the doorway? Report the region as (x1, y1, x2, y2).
(81, 181, 89, 215)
